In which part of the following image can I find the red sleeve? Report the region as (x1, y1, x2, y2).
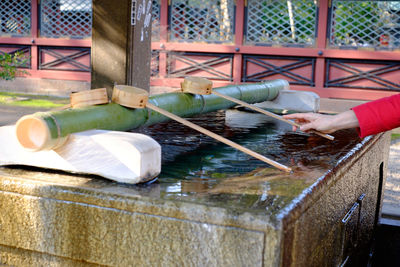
(352, 94, 400, 138)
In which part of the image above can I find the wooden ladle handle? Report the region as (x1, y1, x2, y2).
(212, 91, 335, 141)
(146, 102, 292, 172)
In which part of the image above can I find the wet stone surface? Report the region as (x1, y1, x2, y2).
(0, 111, 362, 221)
(132, 111, 362, 218)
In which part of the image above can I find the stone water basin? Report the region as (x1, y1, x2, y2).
(0, 110, 391, 266)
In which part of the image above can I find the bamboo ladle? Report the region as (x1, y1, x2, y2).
(181, 77, 334, 141)
(112, 85, 292, 172)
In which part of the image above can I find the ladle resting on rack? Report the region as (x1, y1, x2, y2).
(181, 77, 334, 141)
(112, 85, 292, 173)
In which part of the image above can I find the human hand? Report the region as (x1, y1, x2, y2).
(283, 113, 337, 133)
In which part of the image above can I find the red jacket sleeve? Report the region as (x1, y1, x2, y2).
(352, 94, 400, 138)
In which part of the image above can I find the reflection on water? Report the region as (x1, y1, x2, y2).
(133, 110, 361, 216)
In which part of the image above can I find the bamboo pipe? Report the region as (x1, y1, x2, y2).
(15, 80, 288, 151)
(181, 77, 334, 141)
(112, 86, 292, 172)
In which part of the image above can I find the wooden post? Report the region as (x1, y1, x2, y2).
(91, 0, 152, 95)
(127, 0, 152, 91)
(233, 0, 245, 84)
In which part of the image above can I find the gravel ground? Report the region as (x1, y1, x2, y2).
(0, 104, 50, 126)
(382, 138, 400, 218)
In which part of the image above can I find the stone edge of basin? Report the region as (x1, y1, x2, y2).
(278, 132, 390, 226)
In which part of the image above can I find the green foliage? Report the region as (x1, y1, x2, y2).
(255, 0, 316, 44)
(332, 1, 380, 46)
(0, 52, 29, 80)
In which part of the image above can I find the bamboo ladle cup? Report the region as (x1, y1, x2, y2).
(112, 85, 292, 172)
(70, 88, 109, 108)
(181, 77, 334, 141)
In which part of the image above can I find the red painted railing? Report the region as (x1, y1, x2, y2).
(1, 0, 399, 101)
(151, 0, 400, 101)
(0, 0, 91, 82)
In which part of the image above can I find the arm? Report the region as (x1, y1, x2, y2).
(283, 110, 359, 134)
(352, 94, 400, 138)
(283, 94, 400, 138)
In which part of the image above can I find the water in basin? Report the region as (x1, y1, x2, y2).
(133, 110, 361, 216)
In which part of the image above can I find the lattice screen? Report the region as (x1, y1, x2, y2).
(330, 0, 400, 49)
(0, 0, 31, 37)
(170, 0, 234, 43)
(40, 0, 92, 39)
(152, 0, 161, 41)
(246, 0, 317, 46)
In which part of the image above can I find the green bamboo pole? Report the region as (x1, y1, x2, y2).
(15, 80, 288, 151)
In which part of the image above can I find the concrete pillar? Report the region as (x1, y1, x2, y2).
(91, 0, 152, 95)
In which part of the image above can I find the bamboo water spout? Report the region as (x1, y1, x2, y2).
(15, 80, 288, 151)
(181, 77, 334, 141)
